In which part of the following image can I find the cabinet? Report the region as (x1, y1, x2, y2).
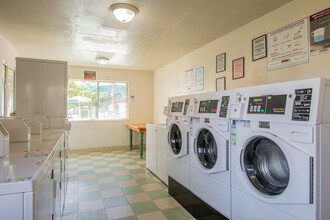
(16, 57, 68, 117)
(0, 129, 68, 219)
(146, 124, 168, 185)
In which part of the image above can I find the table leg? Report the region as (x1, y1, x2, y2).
(140, 132, 144, 158)
(129, 129, 133, 150)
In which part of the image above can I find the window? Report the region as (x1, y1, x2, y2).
(1, 65, 15, 116)
(68, 80, 128, 120)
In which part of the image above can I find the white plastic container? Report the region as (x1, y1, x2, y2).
(0, 118, 31, 142)
(36, 115, 50, 129)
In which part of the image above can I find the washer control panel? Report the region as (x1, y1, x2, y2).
(198, 100, 218, 113)
(247, 95, 287, 114)
(171, 102, 184, 113)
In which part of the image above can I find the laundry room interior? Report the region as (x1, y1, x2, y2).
(0, 0, 330, 219)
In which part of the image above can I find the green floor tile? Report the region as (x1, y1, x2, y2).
(136, 177, 157, 185)
(95, 172, 113, 178)
(121, 186, 143, 195)
(98, 182, 119, 190)
(67, 167, 78, 172)
(78, 209, 107, 220)
(146, 189, 170, 200)
(162, 206, 193, 220)
(78, 179, 98, 187)
(115, 175, 133, 181)
(92, 159, 105, 163)
(78, 191, 101, 203)
(78, 163, 93, 167)
(78, 170, 95, 175)
(130, 201, 159, 215)
(107, 159, 121, 164)
(110, 166, 126, 171)
(123, 162, 136, 165)
(93, 164, 109, 169)
(63, 203, 77, 216)
(128, 169, 145, 174)
(102, 196, 128, 208)
(116, 216, 138, 220)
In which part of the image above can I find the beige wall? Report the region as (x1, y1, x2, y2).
(153, 0, 330, 124)
(68, 66, 153, 150)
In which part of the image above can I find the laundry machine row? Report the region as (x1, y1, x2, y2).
(166, 91, 233, 219)
(165, 77, 330, 220)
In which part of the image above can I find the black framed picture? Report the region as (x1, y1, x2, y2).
(232, 57, 244, 80)
(216, 52, 226, 73)
(216, 77, 226, 91)
(252, 34, 267, 61)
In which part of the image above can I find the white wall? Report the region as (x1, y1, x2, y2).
(68, 66, 153, 150)
(0, 35, 21, 115)
(153, 0, 330, 124)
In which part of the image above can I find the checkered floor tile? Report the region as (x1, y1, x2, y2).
(63, 149, 195, 220)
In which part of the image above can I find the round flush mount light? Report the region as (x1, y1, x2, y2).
(110, 3, 138, 23)
(96, 57, 109, 65)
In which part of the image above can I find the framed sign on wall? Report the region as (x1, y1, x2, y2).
(216, 77, 226, 91)
(232, 57, 244, 80)
(216, 52, 226, 73)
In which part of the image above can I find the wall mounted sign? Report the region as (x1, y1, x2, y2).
(267, 18, 309, 71)
(310, 7, 330, 55)
(216, 77, 226, 91)
(252, 34, 267, 61)
(183, 68, 195, 93)
(216, 53, 226, 73)
(195, 66, 204, 91)
(84, 71, 96, 80)
(232, 57, 245, 80)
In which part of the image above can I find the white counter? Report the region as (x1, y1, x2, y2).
(0, 128, 68, 219)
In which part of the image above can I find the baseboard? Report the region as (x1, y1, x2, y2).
(168, 176, 228, 220)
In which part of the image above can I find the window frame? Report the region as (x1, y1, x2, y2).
(68, 79, 129, 121)
(1, 65, 15, 117)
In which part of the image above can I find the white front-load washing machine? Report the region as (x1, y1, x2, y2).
(166, 95, 194, 189)
(229, 78, 330, 220)
(190, 91, 234, 218)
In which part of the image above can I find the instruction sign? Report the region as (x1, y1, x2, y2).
(310, 7, 330, 55)
(267, 18, 309, 71)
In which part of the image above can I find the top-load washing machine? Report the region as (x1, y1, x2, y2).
(189, 91, 234, 218)
(166, 95, 194, 189)
(229, 78, 330, 220)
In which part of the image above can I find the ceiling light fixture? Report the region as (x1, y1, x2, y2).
(110, 3, 138, 23)
(96, 57, 109, 65)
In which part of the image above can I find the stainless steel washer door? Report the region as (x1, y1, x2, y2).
(170, 124, 182, 155)
(196, 129, 217, 169)
(243, 137, 290, 196)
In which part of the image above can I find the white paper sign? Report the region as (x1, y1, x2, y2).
(267, 18, 309, 71)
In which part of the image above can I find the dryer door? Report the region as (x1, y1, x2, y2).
(168, 122, 188, 158)
(240, 132, 312, 204)
(243, 137, 289, 196)
(194, 125, 228, 174)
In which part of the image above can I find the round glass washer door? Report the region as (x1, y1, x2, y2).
(243, 137, 290, 196)
(196, 129, 217, 169)
(170, 124, 182, 155)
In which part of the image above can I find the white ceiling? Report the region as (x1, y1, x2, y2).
(0, 0, 291, 71)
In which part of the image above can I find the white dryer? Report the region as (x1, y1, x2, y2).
(229, 78, 330, 220)
(166, 95, 194, 189)
(190, 91, 233, 218)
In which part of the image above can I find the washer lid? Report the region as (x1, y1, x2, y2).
(243, 137, 290, 196)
